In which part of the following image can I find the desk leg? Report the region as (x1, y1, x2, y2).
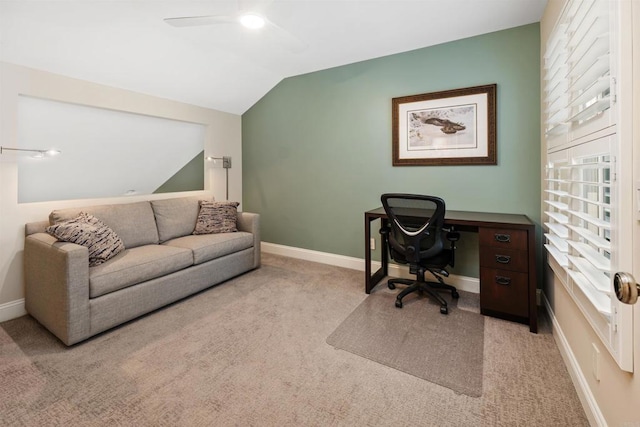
(381, 218, 388, 277)
(528, 229, 538, 333)
(365, 214, 387, 294)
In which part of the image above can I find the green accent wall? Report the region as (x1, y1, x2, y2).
(154, 151, 205, 194)
(242, 24, 541, 278)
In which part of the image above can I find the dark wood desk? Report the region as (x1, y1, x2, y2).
(365, 207, 538, 333)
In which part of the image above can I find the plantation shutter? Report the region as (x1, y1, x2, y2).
(543, 0, 633, 372)
(544, 0, 611, 139)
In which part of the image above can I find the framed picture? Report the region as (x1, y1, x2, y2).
(392, 84, 497, 166)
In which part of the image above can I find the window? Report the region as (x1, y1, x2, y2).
(543, 0, 633, 372)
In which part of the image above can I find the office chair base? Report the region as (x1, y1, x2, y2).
(388, 275, 459, 314)
(387, 278, 415, 290)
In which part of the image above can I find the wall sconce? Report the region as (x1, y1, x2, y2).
(205, 156, 232, 200)
(0, 146, 61, 158)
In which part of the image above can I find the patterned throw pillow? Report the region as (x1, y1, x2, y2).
(193, 201, 240, 235)
(46, 212, 125, 267)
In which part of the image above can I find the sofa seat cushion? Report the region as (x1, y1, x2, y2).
(163, 232, 253, 265)
(89, 245, 193, 298)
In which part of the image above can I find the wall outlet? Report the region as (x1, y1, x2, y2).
(370, 238, 376, 250)
(591, 343, 601, 382)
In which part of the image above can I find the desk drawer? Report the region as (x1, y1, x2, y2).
(480, 268, 528, 317)
(480, 247, 528, 272)
(479, 228, 528, 250)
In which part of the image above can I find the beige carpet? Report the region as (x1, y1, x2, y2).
(0, 253, 589, 426)
(327, 291, 484, 397)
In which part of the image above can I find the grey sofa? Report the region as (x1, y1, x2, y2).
(23, 196, 260, 345)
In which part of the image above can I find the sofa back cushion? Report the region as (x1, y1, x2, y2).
(49, 201, 159, 249)
(151, 196, 205, 243)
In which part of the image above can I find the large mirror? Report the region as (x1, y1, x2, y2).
(17, 96, 205, 203)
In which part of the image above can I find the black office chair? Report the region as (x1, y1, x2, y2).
(380, 193, 460, 314)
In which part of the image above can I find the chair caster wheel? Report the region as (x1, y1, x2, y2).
(388, 283, 396, 290)
(395, 300, 403, 308)
(440, 306, 448, 314)
(452, 291, 460, 299)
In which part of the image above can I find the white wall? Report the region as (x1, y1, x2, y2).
(540, 2, 640, 425)
(0, 62, 242, 315)
(17, 96, 206, 202)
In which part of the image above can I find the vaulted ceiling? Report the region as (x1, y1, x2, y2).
(0, 0, 547, 115)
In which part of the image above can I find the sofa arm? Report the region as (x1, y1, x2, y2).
(237, 212, 260, 268)
(24, 233, 91, 345)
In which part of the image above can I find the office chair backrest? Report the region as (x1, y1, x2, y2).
(381, 193, 446, 264)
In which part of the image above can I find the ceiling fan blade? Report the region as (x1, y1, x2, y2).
(164, 15, 236, 28)
(164, 2, 305, 54)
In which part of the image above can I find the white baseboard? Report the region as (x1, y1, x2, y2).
(262, 242, 365, 270)
(0, 298, 26, 323)
(261, 242, 479, 294)
(542, 292, 606, 427)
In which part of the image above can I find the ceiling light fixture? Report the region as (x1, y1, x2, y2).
(239, 14, 265, 29)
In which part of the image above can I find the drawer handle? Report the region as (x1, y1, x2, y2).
(495, 255, 511, 264)
(494, 233, 511, 243)
(495, 276, 512, 286)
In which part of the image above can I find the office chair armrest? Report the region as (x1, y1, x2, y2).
(446, 231, 460, 242)
(443, 227, 459, 268)
(444, 226, 460, 242)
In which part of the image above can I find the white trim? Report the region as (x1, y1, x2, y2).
(0, 298, 26, 323)
(542, 292, 607, 427)
(261, 242, 480, 294)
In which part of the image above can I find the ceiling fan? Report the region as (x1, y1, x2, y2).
(164, 0, 306, 53)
